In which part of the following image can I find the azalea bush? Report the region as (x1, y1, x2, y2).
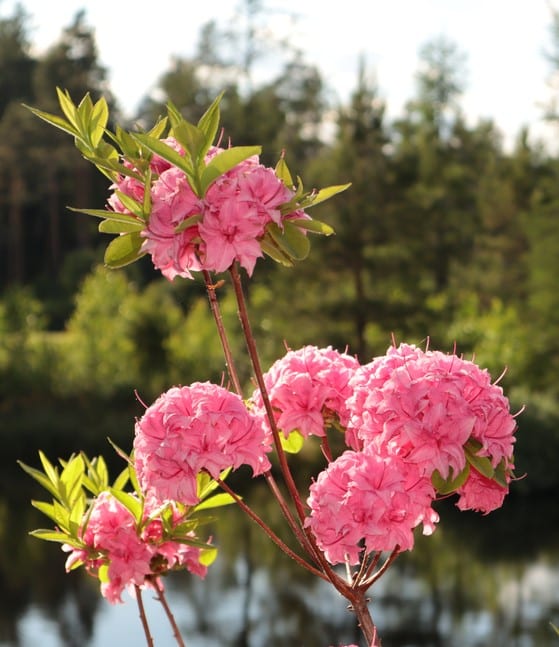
(19, 89, 520, 647)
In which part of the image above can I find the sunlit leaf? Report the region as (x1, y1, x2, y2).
(132, 132, 194, 179)
(23, 105, 79, 139)
(288, 218, 335, 235)
(194, 492, 237, 511)
(303, 183, 351, 209)
(18, 458, 59, 500)
(99, 218, 144, 234)
(280, 430, 304, 454)
(56, 87, 80, 130)
(275, 156, 294, 187)
(200, 146, 261, 194)
(29, 529, 71, 544)
(108, 488, 143, 524)
(103, 232, 145, 269)
(196, 92, 223, 151)
(199, 546, 218, 567)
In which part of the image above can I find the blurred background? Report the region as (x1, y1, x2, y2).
(1, 1, 559, 645)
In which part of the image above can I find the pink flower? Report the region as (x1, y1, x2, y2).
(306, 449, 438, 565)
(456, 467, 509, 514)
(133, 141, 311, 279)
(134, 382, 272, 505)
(142, 166, 204, 280)
(347, 344, 517, 488)
(63, 491, 211, 604)
(251, 345, 360, 440)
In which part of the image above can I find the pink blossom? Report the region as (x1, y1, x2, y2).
(251, 345, 360, 440)
(456, 467, 509, 514)
(62, 491, 210, 604)
(306, 449, 438, 565)
(134, 382, 272, 506)
(141, 166, 204, 280)
(136, 141, 311, 279)
(347, 344, 517, 489)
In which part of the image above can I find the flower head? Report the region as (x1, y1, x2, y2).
(251, 345, 360, 441)
(134, 382, 272, 505)
(347, 344, 517, 487)
(306, 448, 438, 565)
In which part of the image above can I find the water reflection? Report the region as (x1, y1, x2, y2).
(2, 475, 559, 646)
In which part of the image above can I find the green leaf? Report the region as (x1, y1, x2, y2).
(431, 465, 470, 495)
(114, 191, 144, 219)
(275, 156, 294, 187)
(197, 468, 231, 500)
(89, 97, 109, 147)
(266, 221, 311, 261)
(69, 207, 142, 223)
(56, 87, 80, 130)
(99, 218, 144, 235)
(132, 132, 193, 179)
(199, 546, 218, 567)
(280, 430, 304, 454)
(112, 466, 130, 492)
(103, 232, 145, 269)
(259, 235, 294, 267)
(39, 451, 59, 486)
(108, 488, 143, 524)
(194, 492, 237, 511)
(174, 213, 202, 233)
(303, 183, 351, 209)
(60, 455, 85, 505)
(197, 92, 223, 150)
(493, 458, 509, 488)
(31, 500, 58, 524)
(464, 444, 495, 479)
(23, 104, 79, 138)
(289, 218, 335, 236)
(29, 529, 71, 544)
(171, 117, 207, 162)
(18, 461, 60, 500)
(200, 146, 261, 194)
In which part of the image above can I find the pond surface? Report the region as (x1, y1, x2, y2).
(1, 466, 558, 646)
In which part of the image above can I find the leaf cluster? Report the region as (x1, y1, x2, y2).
(18, 447, 237, 574)
(26, 89, 349, 272)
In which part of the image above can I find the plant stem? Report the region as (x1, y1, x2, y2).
(229, 264, 307, 524)
(213, 472, 327, 581)
(153, 578, 186, 647)
(134, 585, 154, 647)
(349, 590, 382, 647)
(203, 270, 243, 396)
(228, 263, 347, 591)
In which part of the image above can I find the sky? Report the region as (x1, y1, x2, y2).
(3, 0, 559, 149)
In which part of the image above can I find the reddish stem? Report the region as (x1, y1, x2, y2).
(214, 472, 327, 581)
(203, 270, 243, 396)
(134, 585, 154, 647)
(153, 578, 186, 647)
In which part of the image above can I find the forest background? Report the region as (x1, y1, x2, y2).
(1, 2, 558, 497)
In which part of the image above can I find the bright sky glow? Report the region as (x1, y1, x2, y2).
(3, 0, 558, 149)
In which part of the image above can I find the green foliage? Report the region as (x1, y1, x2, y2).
(18, 448, 232, 564)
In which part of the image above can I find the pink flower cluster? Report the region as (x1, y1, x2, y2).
(109, 139, 306, 280)
(346, 343, 516, 512)
(63, 492, 209, 604)
(251, 345, 360, 439)
(134, 382, 272, 506)
(256, 343, 517, 565)
(306, 449, 437, 564)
